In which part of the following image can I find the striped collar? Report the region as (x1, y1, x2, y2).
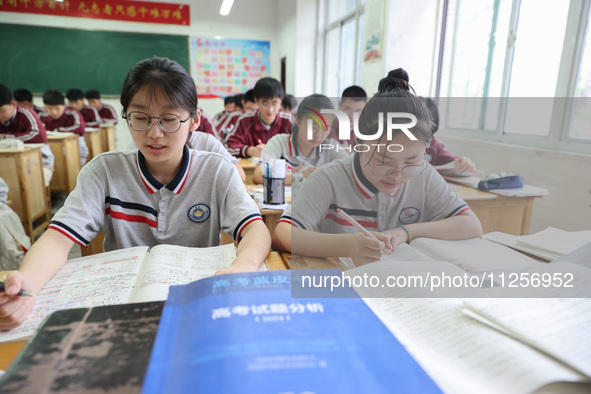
(136, 145, 191, 195)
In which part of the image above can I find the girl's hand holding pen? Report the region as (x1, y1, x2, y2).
(346, 232, 391, 265)
(0, 272, 36, 331)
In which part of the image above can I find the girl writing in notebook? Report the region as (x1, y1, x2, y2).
(0, 57, 270, 330)
(272, 89, 482, 264)
(252, 94, 349, 185)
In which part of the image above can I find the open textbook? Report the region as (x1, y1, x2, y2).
(0, 244, 241, 343)
(348, 258, 589, 393)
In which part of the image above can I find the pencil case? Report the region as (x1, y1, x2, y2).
(477, 175, 524, 190)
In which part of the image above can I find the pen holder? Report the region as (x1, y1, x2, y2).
(263, 176, 285, 204)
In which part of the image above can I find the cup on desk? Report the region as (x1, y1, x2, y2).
(263, 176, 285, 204)
(263, 159, 286, 205)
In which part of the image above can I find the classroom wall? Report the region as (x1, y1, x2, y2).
(0, 0, 285, 150)
(277, 0, 297, 96)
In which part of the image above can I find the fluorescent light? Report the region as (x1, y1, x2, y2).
(219, 0, 234, 16)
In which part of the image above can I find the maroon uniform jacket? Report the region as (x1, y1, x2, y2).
(0, 105, 48, 143)
(40, 108, 86, 136)
(78, 104, 101, 128)
(197, 109, 220, 140)
(226, 111, 292, 158)
(97, 103, 118, 124)
(426, 136, 456, 166)
(213, 110, 231, 126)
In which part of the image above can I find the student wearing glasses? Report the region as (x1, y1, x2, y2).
(0, 57, 270, 330)
(272, 89, 482, 265)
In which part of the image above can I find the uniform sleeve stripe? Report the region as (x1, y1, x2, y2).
(445, 204, 470, 218)
(235, 216, 264, 242)
(232, 213, 263, 241)
(49, 220, 90, 246)
(281, 215, 306, 230)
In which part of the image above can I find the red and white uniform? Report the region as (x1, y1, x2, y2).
(40, 108, 88, 164)
(226, 111, 291, 158)
(197, 109, 220, 140)
(97, 103, 119, 125)
(78, 104, 101, 128)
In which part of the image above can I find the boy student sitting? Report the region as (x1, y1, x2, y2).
(226, 79, 291, 158)
(280, 94, 297, 123)
(13, 88, 44, 114)
(85, 89, 118, 125)
(0, 84, 54, 186)
(39, 89, 89, 165)
(328, 85, 368, 149)
(66, 88, 100, 128)
(219, 90, 258, 140)
(213, 96, 235, 126)
(197, 108, 221, 140)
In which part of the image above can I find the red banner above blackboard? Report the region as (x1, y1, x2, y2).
(0, 0, 190, 26)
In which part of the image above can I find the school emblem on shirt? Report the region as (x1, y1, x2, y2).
(399, 207, 420, 224)
(188, 203, 211, 223)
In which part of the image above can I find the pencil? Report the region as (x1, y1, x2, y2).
(0, 281, 33, 297)
(336, 208, 379, 241)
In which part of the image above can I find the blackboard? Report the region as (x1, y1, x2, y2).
(0, 23, 190, 96)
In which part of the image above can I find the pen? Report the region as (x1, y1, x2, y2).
(336, 208, 379, 241)
(0, 282, 33, 297)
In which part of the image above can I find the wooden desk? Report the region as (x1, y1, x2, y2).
(0, 146, 51, 240)
(239, 158, 257, 184)
(452, 184, 539, 235)
(99, 124, 116, 152)
(84, 128, 104, 162)
(47, 133, 80, 193)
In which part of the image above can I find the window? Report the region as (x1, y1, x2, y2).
(438, 0, 591, 153)
(320, 0, 365, 97)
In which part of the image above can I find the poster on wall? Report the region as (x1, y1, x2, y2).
(190, 37, 271, 98)
(363, 0, 385, 62)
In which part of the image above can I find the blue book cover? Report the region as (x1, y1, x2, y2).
(142, 269, 441, 393)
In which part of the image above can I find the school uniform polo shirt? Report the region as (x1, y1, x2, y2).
(0, 105, 54, 169)
(97, 103, 118, 124)
(187, 132, 238, 163)
(226, 111, 292, 158)
(79, 104, 101, 128)
(49, 145, 262, 251)
(197, 109, 220, 140)
(262, 134, 348, 170)
(280, 153, 470, 233)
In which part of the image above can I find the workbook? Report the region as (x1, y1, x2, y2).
(0, 244, 239, 343)
(142, 269, 442, 393)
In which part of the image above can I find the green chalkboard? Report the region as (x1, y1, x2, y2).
(0, 23, 189, 96)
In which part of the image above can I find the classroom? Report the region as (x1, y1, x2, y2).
(0, 0, 590, 393)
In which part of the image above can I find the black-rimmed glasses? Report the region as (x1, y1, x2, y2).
(370, 159, 426, 178)
(122, 111, 192, 133)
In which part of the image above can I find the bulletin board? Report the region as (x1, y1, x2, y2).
(189, 37, 270, 97)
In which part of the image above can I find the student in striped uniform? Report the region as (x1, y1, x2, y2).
(226, 79, 291, 158)
(13, 88, 45, 114)
(39, 89, 89, 165)
(0, 57, 270, 330)
(213, 96, 235, 126)
(272, 90, 482, 264)
(252, 94, 348, 185)
(0, 84, 54, 185)
(66, 88, 101, 129)
(85, 89, 119, 125)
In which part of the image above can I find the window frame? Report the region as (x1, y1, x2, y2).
(437, 0, 591, 155)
